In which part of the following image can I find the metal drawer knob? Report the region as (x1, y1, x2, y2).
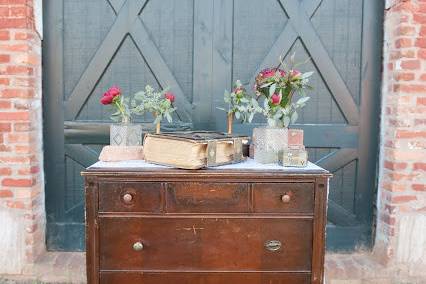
(265, 240, 282, 252)
(281, 194, 291, 203)
(123, 193, 133, 203)
(132, 241, 144, 251)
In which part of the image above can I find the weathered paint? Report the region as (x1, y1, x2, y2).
(396, 214, 426, 268)
(0, 210, 25, 274)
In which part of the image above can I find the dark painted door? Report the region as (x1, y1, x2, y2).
(43, 0, 383, 250)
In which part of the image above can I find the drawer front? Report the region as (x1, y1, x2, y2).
(253, 183, 314, 214)
(99, 217, 312, 271)
(100, 272, 311, 284)
(166, 182, 249, 213)
(98, 182, 162, 213)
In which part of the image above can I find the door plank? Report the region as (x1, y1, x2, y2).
(65, 145, 99, 168)
(280, 1, 360, 125)
(131, 16, 193, 123)
(65, 0, 147, 120)
(316, 149, 358, 173)
(250, 0, 320, 86)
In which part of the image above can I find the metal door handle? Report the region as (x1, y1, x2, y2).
(132, 241, 144, 251)
(265, 240, 282, 251)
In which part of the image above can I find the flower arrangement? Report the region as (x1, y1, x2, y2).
(219, 55, 313, 130)
(100, 86, 132, 123)
(254, 56, 313, 127)
(131, 85, 176, 133)
(218, 80, 262, 133)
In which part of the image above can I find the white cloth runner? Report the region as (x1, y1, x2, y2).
(89, 158, 326, 172)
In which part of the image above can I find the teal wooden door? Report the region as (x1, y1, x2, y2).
(43, 0, 383, 250)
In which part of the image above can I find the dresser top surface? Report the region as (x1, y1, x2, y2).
(82, 158, 330, 178)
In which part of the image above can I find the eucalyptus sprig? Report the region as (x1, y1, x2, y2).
(131, 85, 176, 125)
(218, 80, 262, 123)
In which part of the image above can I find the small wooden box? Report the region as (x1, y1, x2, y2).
(288, 129, 304, 146)
(278, 146, 308, 167)
(143, 131, 249, 169)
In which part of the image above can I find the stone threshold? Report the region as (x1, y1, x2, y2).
(0, 251, 425, 284)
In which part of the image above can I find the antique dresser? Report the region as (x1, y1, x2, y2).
(82, 160, 331, 284)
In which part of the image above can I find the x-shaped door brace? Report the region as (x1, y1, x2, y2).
(252, 0, 360, 126)
(66, 0, 358, 126)
(65, 0, 193, 122)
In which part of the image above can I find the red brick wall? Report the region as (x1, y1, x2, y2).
(376, 0, 426, 266)
(0, 0, 44, 274)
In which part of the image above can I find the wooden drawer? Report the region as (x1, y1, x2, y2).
(98, 182, 162, 213)
(253, 183, 314, 214)
(100, 272, 311, 284)
(166, 182, 249, 213)
(99, 217, 312, 271)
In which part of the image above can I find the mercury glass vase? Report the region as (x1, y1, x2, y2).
(110, 123, 142, 146)
(252, 127, 288, 164)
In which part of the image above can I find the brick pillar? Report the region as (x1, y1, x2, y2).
(376, 0, 426, 271)
(0, 0, 44, 274)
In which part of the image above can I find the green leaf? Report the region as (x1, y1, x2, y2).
(301, 71, 314, 79)
(260, 82, 273, 88)
(296, 96, 310, 105)
(283, 116, 291, 127)
(291, 111, 298, 123)
(249, 112, 255, 123)
(269, 83, 277, 97)
(165, 112, 172, 123)
(133, 91, 145, 100)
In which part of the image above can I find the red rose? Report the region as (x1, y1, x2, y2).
(100, 86, 121, 105)
(260, 68, 275, 78)
(165, 92, 175, 103)
(108, 86, 121, 97)
(259, 68, 286, 79)
(271, 93, 281, 105)
(100, 94, 114, 105)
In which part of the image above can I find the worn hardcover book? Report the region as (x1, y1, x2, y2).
(143, 131, 249, 169)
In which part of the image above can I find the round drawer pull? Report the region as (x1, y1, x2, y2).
(122, 193, 133, 203)
(132, 241, 144, 251)
(281, 194, 291, 203)
(265, 240, 282, 252)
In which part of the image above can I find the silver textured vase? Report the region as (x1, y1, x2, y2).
(110, 123, 142, 146)
(252, 127, 288, 164)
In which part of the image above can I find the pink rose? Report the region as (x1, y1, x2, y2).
(100, 86, 121, 105)
(234, 87, 244, 94)
(165, 92, 175, 103)
(291, 70, 301, 78)
(271, 93, 281, 105)
(259, 68, 286, 78)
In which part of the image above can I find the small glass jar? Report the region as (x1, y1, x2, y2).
(110, 123, 142, 146)
(252, 127, 288, 164)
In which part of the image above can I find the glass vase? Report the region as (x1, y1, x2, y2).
(252, 127, 288, 164)
(110, 123, 142, 146)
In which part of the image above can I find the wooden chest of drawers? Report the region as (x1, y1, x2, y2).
(82, 163, 330, 284)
